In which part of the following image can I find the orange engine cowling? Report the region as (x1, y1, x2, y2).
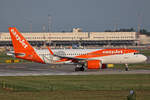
(86, 60, 101, 69)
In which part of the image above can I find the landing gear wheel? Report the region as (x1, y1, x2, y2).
(125, 64, 129, 71)
(75, 67, 85, 71)
(75, 67, 80, 71)
(80, 67, 85, 71)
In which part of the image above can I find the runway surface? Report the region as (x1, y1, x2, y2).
(0, 63, 150, 76)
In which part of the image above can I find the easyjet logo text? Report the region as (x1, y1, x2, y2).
(102, 50, 123, 54)
(11, 29, 28, 48)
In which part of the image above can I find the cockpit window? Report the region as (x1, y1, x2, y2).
(134, 53, 140, 55)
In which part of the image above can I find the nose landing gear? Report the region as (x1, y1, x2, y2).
(125, 64, 129, 71)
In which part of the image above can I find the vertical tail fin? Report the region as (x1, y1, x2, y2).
(8, 27, 44, 63)
(9, 27, 33, 52)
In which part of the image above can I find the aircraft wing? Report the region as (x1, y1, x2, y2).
(47, 47, 92, 64)
(54, 54, 87, 61)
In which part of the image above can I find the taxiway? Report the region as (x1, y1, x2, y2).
(0, 63, 149, 76)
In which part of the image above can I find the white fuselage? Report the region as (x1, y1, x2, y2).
(34, 49, 147, 64)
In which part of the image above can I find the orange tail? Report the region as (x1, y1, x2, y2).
(9, 27, 44, 63)
(9, 27, 33, 52)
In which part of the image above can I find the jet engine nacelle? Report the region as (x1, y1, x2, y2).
(86, 60, 107, 69)
(86, 60, 101, 69)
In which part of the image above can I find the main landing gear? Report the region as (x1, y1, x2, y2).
(125, 64, 129, 71)
(75, 64, 85, 71)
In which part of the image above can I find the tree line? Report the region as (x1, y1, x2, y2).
(105, 28, 150, 36)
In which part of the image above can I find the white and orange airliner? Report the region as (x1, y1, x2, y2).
(7, 27, 147, 71)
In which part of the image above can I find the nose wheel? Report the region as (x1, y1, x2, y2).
(125, 64, 129, 71)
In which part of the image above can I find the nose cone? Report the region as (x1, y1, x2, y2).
(140, 55, 147, 62)
(144, 56, 147, 61)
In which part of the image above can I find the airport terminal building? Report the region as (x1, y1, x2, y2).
(0, 28, 138, 47)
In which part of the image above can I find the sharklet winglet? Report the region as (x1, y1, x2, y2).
(47, 46, 54, 55)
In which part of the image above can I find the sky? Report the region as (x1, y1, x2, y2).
(0, 0, 150, 32)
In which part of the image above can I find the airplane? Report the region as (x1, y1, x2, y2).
(7, 27, 147, 71)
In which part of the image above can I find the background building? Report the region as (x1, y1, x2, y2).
(0, 28, 138, 48)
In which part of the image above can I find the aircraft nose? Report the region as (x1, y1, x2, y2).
(144, 55, 147, 61)
(141, 55, 147, 62)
